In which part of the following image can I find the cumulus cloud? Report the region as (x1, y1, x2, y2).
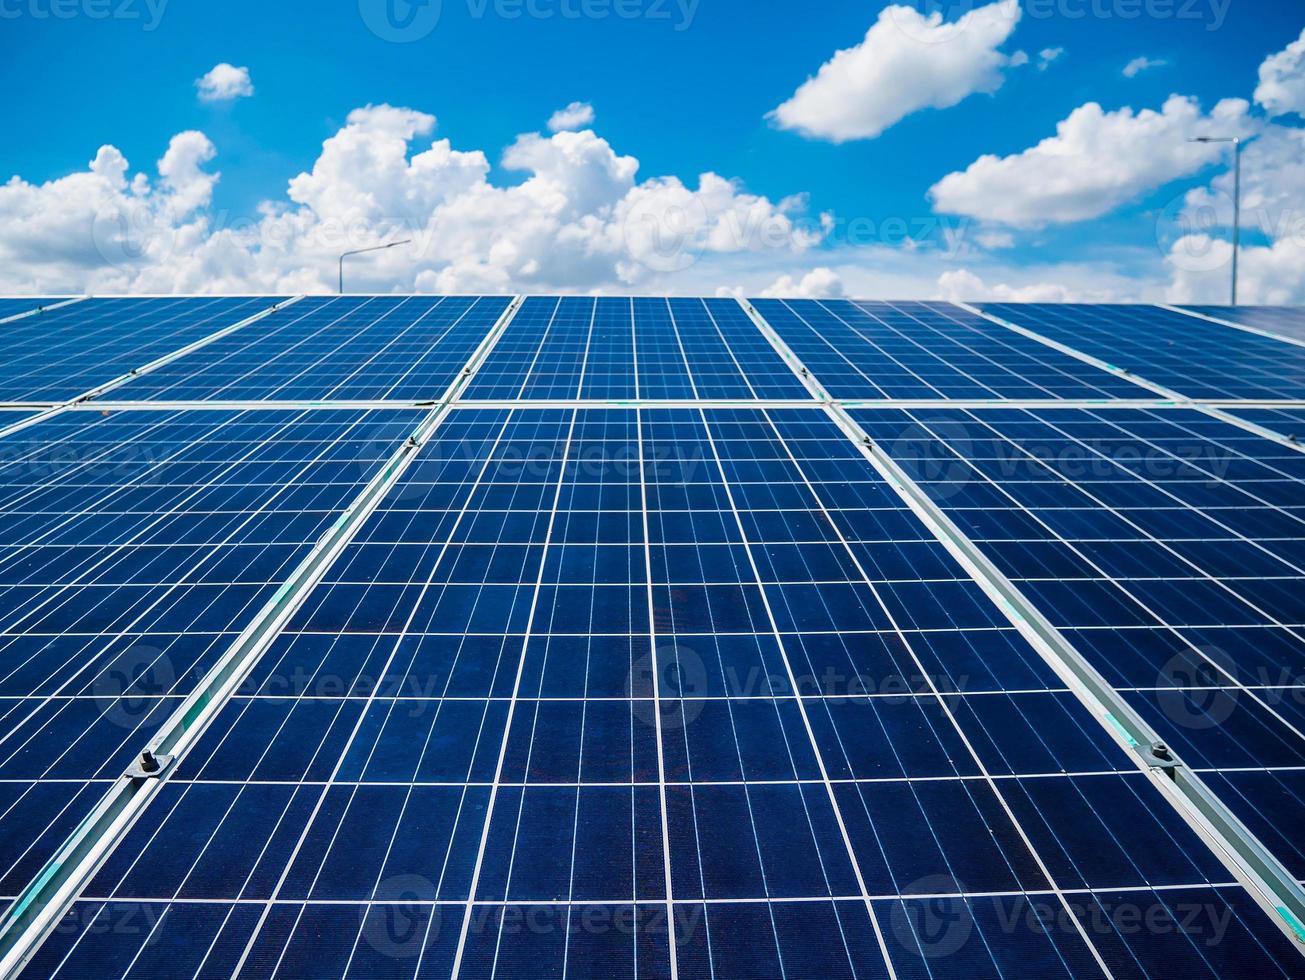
(547, 102, 596, 132)
(929, 95, 1252, 228)
(1165, 122, 1305, 304)
(769, 0, 1022, 143)
(1254, 28, 1305, 117)
(1123, 56, 1168, 79)
(936, 269, 1073, 303)
(759, 268, 845, 299)
(1166, 235, 1305, 305)
(0, 104, 829, 295)
(196, 63, 254, 103)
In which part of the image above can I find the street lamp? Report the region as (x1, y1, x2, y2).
(338, 239, 413, 294)
(1188, 136, 1242, 306)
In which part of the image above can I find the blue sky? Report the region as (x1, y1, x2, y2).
(2, 1, 1304, 300)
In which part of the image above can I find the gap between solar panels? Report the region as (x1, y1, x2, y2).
(957, 302, 1305, 457)
(742, 297, 1305, 953)
(0, 296, 524, 980)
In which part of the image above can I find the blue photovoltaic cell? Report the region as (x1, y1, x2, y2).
(980, 303, 1305, 400)
(0, 297, 282, 403)
(100, 295, 511, 403)
(0, 407, 422, 913)
(858, 405, 1305, 881)
(1183, 306, 1305, 343)
(0, 299, 70, 322)
(749, 299, 1152, 401)
(27, 408, 1302, 980)
(1227, 408, 1305, 443)
(0, 412, 39, 431)
(464, 297, 812, 401)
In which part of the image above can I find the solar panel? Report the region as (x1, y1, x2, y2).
(856, 405, 1305, 876)
(749, 300, 1154, 401)
(0, 407, 421, 912)
(19, 406, 1302, 978)
(979, 303, 1305, 401)
(99, 296, 511, 404)
(1228, 408, 1305, 444)
(0, 412, 41, 433)
(1183, 306, 1305, 344)
(1, 294, 1304, 979)
(0, 298, 283, 403)
(464, 297, 812, 402)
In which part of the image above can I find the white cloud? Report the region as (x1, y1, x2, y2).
(1037, 47, 1064, 71)
(1166, 234, 1305, 305)
(1177, 124, 1305, 237)
(769, 0, 1022, 143)
(974, 230, 1015, 250)
(759, 268, 845, 299)
(0, 104, 828, 295)
(936, 269, 1073, 303)
(1123, 56, 1168, 79)
(1165, 121, 1305, 304)
(547, 101, 596, 133)
(930, 95, 1252, 228)
(195, 63, 254, 103)
(1255, 28, 1305, 118)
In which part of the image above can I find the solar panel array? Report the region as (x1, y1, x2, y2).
(979, 303, 1305, 401)
(0, 294, 1303, 980)
(1182, 307, 1305, 344)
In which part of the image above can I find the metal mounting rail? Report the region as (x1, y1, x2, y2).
(822, 402, 1305, 953)
(1162, 304, 1305, 352)
(0, 294, 525, 980)
(734, 298, 834, 402)
(0, 297, 87, 326)
(957, 302, 1305, 456)
(47, 396, 1305, 412)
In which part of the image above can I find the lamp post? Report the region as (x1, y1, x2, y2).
(338, 239, 413, 294)
(1189, 137, 1242, 306)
